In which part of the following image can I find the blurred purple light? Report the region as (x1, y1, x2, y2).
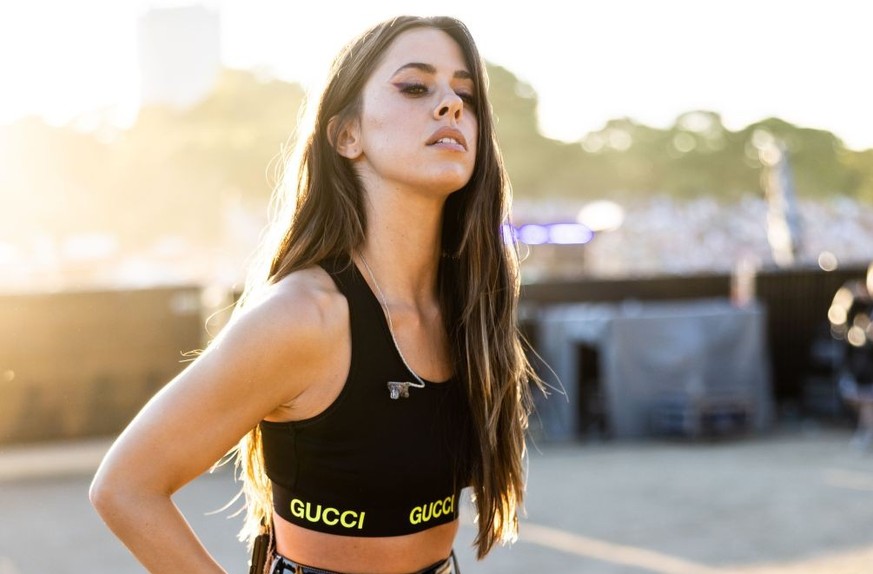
(501, 223, 517, 244)
(509, 223, 594, 245)
(503, 223, 595, 245)
(549, 223, 594, 245)
(518, 224, 550, 245)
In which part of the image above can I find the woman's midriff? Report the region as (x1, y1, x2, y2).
(272, 512, 459, 573)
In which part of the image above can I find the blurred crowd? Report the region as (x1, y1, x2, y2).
(2, 194, 872, 292)
(517, 194, 873, 280)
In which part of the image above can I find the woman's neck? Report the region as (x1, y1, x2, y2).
(357, 186, 446, 308)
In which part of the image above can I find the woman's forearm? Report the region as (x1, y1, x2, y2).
(90, 484, 226, 574)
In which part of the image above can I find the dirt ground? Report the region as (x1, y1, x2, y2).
(2, 425, 872, 574)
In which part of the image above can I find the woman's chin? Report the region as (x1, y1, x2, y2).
(423, 170, 473, 195)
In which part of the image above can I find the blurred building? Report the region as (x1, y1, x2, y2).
(138, 4, 221, 109)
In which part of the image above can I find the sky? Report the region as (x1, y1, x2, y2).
(1, 0, 872, 150)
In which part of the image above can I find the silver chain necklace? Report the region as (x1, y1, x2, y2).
(358, 253, 427, 400)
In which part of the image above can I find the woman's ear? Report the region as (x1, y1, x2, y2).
(328, 116, 362, 160)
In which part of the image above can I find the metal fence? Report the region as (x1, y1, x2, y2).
(1, 265, 864, 444)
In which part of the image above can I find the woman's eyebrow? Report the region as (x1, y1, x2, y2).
(392, 62, 473, 81)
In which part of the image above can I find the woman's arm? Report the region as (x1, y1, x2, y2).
(90, 272, 346, 573)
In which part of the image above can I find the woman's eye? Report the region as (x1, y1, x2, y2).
(395, 82, 477, 110)
(457, 92, 477, 107)
(397, 83, 429, 96)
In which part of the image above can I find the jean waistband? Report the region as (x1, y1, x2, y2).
(269, 551, 458, 574)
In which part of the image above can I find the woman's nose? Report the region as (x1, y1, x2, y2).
(434, 90, 463, 122)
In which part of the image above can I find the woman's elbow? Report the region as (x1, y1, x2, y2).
(89, 460, 145, 524)
(89, 466, 122, 519)
(90, 457, 173, 523)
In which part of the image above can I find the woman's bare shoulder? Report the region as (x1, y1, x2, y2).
(227, 265, 348, 354)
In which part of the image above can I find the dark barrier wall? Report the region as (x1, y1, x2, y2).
(0, 286, 204, 444)
(521, 265, 868, 407)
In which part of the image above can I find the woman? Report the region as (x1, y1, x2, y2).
(90, 15, 541, 574)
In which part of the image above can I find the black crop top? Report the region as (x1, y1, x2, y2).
(259, 257, 472, 537)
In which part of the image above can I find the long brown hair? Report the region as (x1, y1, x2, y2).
(231, 15, 541, 559)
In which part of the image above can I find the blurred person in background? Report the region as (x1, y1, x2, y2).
(830, 263, 873, 449)
(90, 15, 541, 574)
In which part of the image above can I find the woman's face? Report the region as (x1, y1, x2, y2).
(342, 27, 478, 200)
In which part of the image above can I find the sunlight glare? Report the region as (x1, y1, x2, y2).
(1, 1, 872, 149)
(0, 2, 140, 127)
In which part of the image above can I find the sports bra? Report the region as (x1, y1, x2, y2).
(259, 256, 472, 536)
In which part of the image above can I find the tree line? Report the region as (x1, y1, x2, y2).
(2, 65, 871, 250)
